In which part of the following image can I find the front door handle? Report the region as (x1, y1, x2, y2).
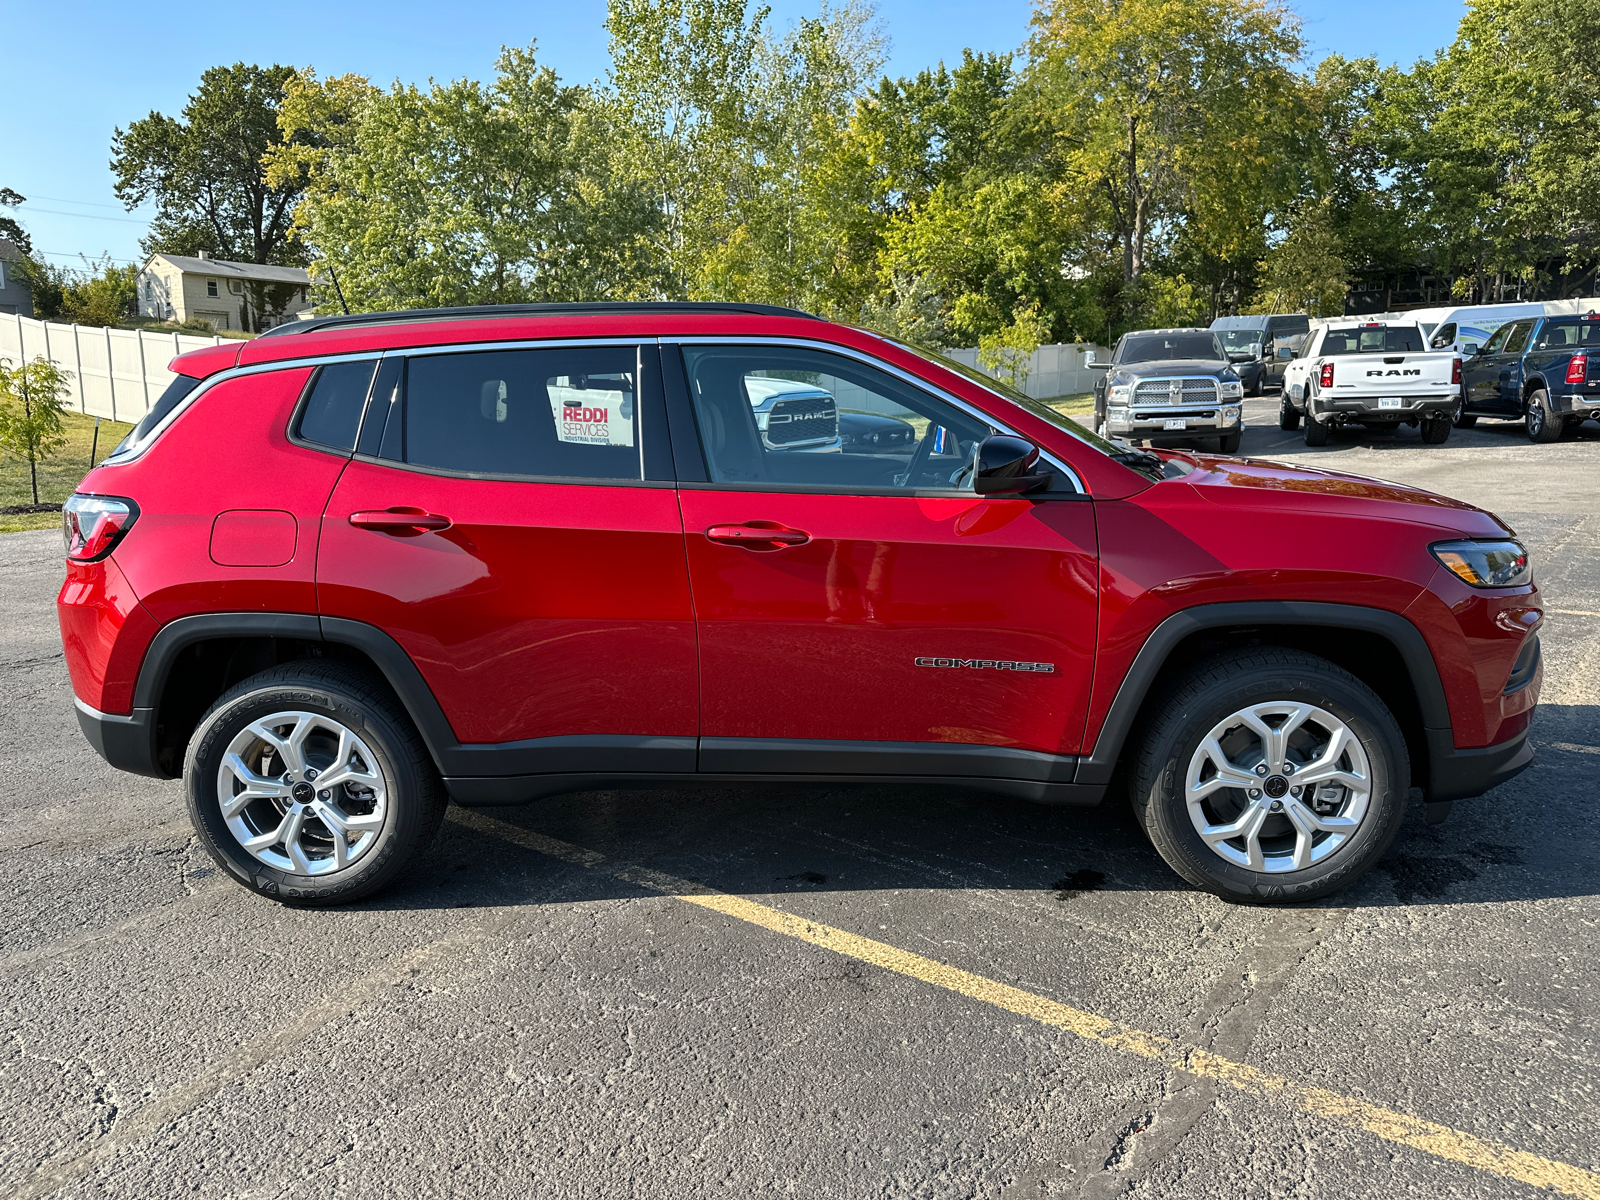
(349, 507, 452, 534)
(706, 522, 810, 549)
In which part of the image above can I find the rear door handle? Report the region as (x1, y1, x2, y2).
(706, 523, 810, 549)
(349, 508, 452, 533)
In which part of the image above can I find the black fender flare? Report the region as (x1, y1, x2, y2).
(125, 612, 694, 780)
(1073, 600, 1457, 794)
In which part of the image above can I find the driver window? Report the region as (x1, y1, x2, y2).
(1430, 323, 1456, 349)
(681, 345, 993, 492)
(1480, 324, 1512, 356)
(1503, 321, 1534, 355)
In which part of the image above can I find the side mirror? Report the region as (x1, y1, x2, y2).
(1277, 346, 1293, 360)
(973, 434, 1052, 495)
(1250, 342, 1264, 361)
(1463, 342, 1480, 356)
(1085, 351, 1109, 369)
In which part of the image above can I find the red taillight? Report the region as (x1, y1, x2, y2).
(1452, 357, 1462, 385)
(1319, 362, 1335, 388)
(1568, 353, 1588, 385)
(62, 494, 138, 562)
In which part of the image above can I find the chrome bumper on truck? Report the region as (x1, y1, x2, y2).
(1311, 393, 1456, 419)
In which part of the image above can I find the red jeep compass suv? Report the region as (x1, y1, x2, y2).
(57, 303, 1542, 905)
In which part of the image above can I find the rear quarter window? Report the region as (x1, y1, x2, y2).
(296, 361, 376, 451)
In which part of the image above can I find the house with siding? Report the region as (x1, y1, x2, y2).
(138, 252, 313, 332)
(0, 239, 33, 316)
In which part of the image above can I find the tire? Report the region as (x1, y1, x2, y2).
(184, 661, 448, 906)
(1419, 415, 1451, 444)
(1278, 397, 1301, 431)
(1526, 388, 1561, 443)
(1131, 649, 1410, 903)
(1218, 430, 1242, 454)
(1303, 415, 1329, 446)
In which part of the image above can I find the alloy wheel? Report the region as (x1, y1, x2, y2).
(1184, 701, 1372, 873)
(216, 711, 388, 875)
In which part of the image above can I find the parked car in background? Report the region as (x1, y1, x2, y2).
(58, 301, 1540, 907)
(1209, 314, 1311, 396)
(838, 409, 916, 451)
(1281, 321, 1461, 445)
(1410, 303, 1545, 356)
(743, 375, 841, 453)
(1457, 313, 1600, 441)
(1090, 327, 1245, 452)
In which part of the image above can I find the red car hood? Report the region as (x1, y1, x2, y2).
(1176, 454, 1514, 538)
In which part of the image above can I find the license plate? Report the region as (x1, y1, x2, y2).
(1378, 397, 1403, 409)
(1164, 419, 1187, 430)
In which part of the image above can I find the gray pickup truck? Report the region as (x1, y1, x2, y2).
(1090, 327, 1246, 453)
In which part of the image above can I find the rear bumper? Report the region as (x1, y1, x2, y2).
(1551, 390, 1600, 415)
(74, 698, 163, 779)
(1428, 724, 1534, 805)
(1313, 394, 1456, 420)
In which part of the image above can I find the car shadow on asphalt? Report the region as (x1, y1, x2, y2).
(1241, 413, 1600, 459)
(355, 708, 1597, 916)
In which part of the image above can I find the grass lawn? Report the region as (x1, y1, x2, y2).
(1038, 392, 1095, 416)
(1, 411, 135, 533)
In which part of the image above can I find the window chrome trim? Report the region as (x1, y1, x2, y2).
(98, 337, 646, 468)
(662, 335, 1087, 494)
(99, 350, 385, 466)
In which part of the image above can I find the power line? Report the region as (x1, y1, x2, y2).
(16, 194, 133, 211)
(21, 206, 148, 224)
(36, 249, 143, 265)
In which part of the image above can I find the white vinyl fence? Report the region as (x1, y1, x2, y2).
(0, 312, 230, 424)
(943, 342, 1109, 400)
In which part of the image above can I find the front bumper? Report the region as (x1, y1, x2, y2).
(1427, 723, 1534, 806)
(1107, 406, 1242, 436)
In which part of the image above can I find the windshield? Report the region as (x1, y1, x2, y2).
(1216, 329, 1267, 355)
(1320, 327, 1425, 355)
(1118, 333, 1223, 363)
(875, 335, 1168, 483)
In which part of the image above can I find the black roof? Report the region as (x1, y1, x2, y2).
(257, 301, 823, 339)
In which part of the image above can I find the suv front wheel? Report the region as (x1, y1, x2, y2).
(184, 662, 447, 906)
(1132, 650, 1409, 903)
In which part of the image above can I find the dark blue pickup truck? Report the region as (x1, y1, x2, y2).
(1457, 313, 1600, 441)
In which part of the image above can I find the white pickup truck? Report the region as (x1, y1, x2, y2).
(1280, 321, 1462, 446)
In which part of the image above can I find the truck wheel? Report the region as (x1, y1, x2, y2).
(1303, 415, 1329, 446)
(184, 662, 448, 906)
(1526, 389, 1561, 443)
(1218, 430, 1243, 454)
(1419, 415, 1451, 444)
(1453, 401, 1477, 429)
(1132, 649, 1409, 903)
(1278, 397, 1301, 431)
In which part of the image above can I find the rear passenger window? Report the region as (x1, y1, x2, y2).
(390, 347, 641, 480)
(297, 361, 376, 451)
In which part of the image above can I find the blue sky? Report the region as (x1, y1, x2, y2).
(3, 0, 1467, 268)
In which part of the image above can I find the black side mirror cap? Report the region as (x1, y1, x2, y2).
(973, 434, 1052, 495)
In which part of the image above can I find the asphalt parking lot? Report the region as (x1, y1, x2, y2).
(2, 397, 1597, 1200)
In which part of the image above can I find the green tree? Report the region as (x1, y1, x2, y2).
(1250, 198, 1347, 316)
(1024, 0, 1306, 325)
(11, 255, 137, 326)
(0, 187, 31, 254)
(0, 356, 73, 505)
(279, 47, 658, 310)
(112, 63, 309, 267)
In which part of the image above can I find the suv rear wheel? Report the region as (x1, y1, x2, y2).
(184, 662, 447, 906)
(1132, 650, 1409, 903)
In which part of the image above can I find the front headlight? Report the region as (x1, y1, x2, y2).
(1220, 380, 1244, 399)
(1109, 382, 1133, 403)
(1430, 539, 1532, 588)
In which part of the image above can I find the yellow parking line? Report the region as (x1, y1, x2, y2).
(452, 810, 1600, 1200)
